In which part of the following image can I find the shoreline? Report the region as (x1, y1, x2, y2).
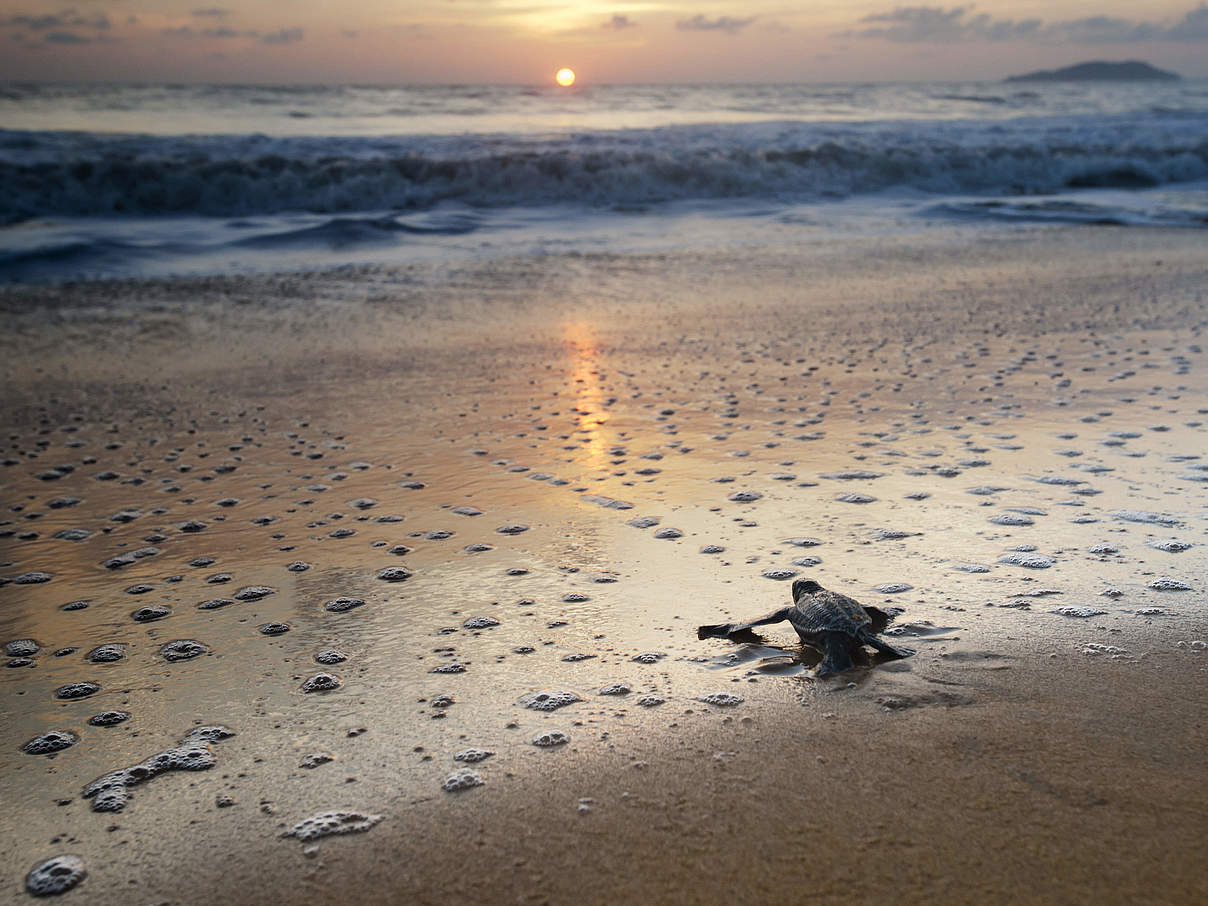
(1, 224, 1206, 903)
(201, 641, 1208, 905)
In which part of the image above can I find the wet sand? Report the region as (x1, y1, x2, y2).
(1, 226, 1206, 903)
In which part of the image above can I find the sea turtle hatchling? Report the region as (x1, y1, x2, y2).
(698, 579, 915, 677)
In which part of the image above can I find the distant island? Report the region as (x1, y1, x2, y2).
(1005, 61, 1181, 82)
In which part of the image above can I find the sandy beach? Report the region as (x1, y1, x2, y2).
(1, 225, 1206, 904)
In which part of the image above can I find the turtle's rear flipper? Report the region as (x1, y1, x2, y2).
(863, 633, 915, 660)
(814, 633, 857, 677)
(698, 606, 793, 640)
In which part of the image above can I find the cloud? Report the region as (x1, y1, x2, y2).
(844, 4, 1208, 43)
(1, 8, 114, 49)
(676, 14, 755, 35)
(556, 13, 639, 39)
(847, 6, 1039, 42)
(3, 10, 110, 32)
(44, 30, 93, 44)
(857, 5, 963, 38)
(1053, 15, 1162, 43)
(1167, 4, 1208, 40)
(602, 14, 636, 30)
(161, 24, 304, 43)
(163, 25, 252, 39)
(191, 7, 229, 17)
(260, 27, 304, 45)
(6, 14, 64, 30)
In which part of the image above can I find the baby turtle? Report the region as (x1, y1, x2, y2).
(698, 579, 914, 676)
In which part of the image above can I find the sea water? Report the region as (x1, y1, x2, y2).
(2, 80, 1207, 281)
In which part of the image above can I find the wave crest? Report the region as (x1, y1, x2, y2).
(2, 118, 1207, 220)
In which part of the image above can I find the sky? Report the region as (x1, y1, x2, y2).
(1, 1, 1206, 83)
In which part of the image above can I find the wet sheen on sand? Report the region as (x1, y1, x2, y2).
(1, 228, 1206, 904)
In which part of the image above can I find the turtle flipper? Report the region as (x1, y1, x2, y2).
(862, 632, 915, 660)
(861, 605, 891, 634)
(698, 606, 794, 639)
(814, 632, 857, 677)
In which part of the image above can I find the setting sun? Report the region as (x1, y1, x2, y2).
(555, 67, 575, 87)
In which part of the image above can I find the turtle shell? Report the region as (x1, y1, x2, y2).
(791, 587, 871, 638)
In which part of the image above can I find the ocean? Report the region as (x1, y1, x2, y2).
(2, 80, 1207, 282)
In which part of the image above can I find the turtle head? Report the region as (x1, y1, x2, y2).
(792, 579, 823, 599)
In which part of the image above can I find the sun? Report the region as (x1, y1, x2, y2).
(555, 67, 575, 88)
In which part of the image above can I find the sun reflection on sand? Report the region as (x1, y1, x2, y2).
(562, 321, 612, 474)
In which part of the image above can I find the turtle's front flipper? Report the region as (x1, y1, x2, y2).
(862, 632, 915, 660)
(861, 605, 891, 634)
(814, 632, 857, 677)
(698, 606, 794, 639)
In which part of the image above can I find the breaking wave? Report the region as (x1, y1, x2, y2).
(2, 114, 1207, 221)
